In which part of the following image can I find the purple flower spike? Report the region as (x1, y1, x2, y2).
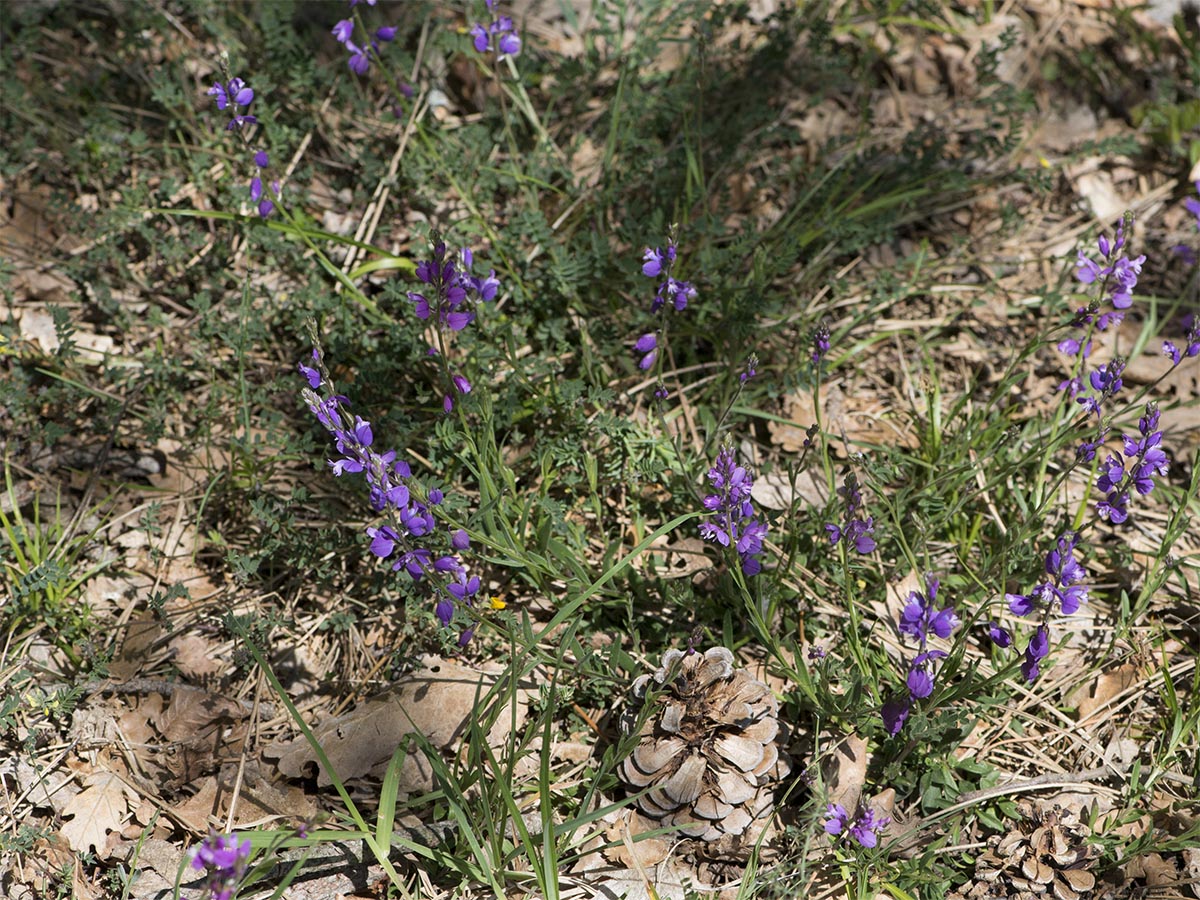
(698, 448, 768, 576)
(207, 76, 257, 130)
(826, 471, 875, 555)
(812, 323, 831, 364)
(1007, 531, 1089, 621)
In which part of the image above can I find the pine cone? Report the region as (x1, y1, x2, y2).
(619, 647, 789, 844)
(970, 804, 1099, 900)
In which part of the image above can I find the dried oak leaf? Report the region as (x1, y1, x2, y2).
(266, 656, 532, 789)
(60, 772, 128, 856)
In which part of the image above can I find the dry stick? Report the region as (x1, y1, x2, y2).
(342, 22, 430, 275)
(229, 87, 334, 272)
(341, 91, 426, 276)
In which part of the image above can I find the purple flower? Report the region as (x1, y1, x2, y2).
(1163, 314, 1200, 366)
(406, 240, 498, 406)
(1108, 254, 1145, 308)
(348, 46, 371, 75)
(1073, 225, 1145, 308)
(1094, 403, 1170, 523)
(826, 472, 876, 554)
(635, 333, 658, 370)
(206, 77, 257, 130)
(1186, 182, 1200, 228)
(906, 650, 947, 699)
(247, 151, 278, 218)
(190, 832, 251, 900)
(739, 354, 758, 384)
(642, 246, 674, 278)
(824, 803, 889, 849)
(889, 575, 958, 734)
(898, 576, 960, 643)
(823, 803, 850, 836)
(298, 350, 321, 389)
(1021, 625, 1050, 683)
(698, 448, 768, 576)
(408, 240, 496, 334)
(641, 238, 695, 313)
(850, 808, 889, 848)
(333, 16, 393, 74)
(812, 323, 831, 364)
(1075, 249, 1103, 284)
(1061, 224, 1146, 383)
(1077, 358, 1124, 417)
(987, 622, 1013, 648)
(470, 7, 522, 58)
(881, 697, 910, 736)
(1007, 531, 1089, 619)
(299, 351, 477, 632)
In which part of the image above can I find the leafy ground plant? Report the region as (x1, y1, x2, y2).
(2, 1, 1200, 899)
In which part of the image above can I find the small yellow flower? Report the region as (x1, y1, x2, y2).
(489, 596, 506, 610)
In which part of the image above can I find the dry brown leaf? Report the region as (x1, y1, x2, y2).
(60, 772, 128, 856)
(267, 656, 533, 789)
(751, 467, 829, 511)
(116, 699, 157, 746)
(644, 536, 710, 579)
(822, 733, 869, 815)
(1123, 851, 1180, 886)
(1070, 663, 1141, 721)
(167, 633, 223, 681)
(158, 687, 247, 744)
(110, 608, 161, 681)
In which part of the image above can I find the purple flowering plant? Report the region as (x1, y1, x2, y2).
(189, 831, 251, 900)
(406, 236, 501, 414)
(824, 802, 890, 849)
(825, 471, 876, 556)
(203, 64, 283, 221)
(881, 575, 960, 735)
(632, 227, 697, 402)
(698, 448, 768, 576)
(298, 344, 481, 642)
(1003, 531, 1089, 683)
(470, 0, 522, 59)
